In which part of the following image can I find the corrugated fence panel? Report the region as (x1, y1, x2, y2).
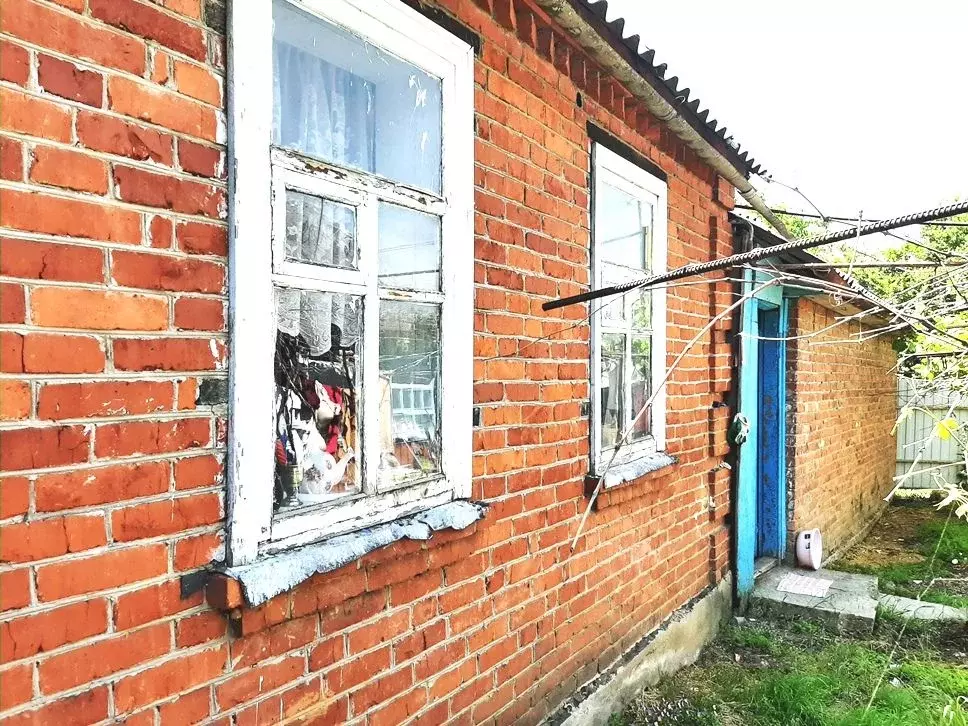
(897, 377, 968, 489)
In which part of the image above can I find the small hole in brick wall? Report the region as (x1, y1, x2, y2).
(472, 406, 482, 427)
(576, 92, 584, 108)
(580, 400, 591, 417)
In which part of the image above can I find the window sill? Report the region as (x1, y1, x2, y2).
(584, 452, 677, 496)
(207, 499, 487, 610)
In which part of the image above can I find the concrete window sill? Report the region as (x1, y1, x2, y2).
(206, 500, 488, 610)
(584, 452, 678, 497)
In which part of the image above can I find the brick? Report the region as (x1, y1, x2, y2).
(115, 579, 203, 630)
(369, 688, 427, 726)
(0, 569, 31, 611)
(175, 610, 225, 647)
(116, 645, 226, 711)
(174, 60, 221, 105)
(1, 0, 145, 74)
(108, 76, 217, 140)
(35, 543, 168, 600)
(215, 655, 304, 710)
(114, 166, 225, 217)
(37, 54, 103, 107)
(0, 136, 23, 180)
(176, 221, 227, 255)
(0, 477, 30, 518)
(0, 662, 32, 710)
(76, 110, 174, 165)
(0, 41, 29, 86)
(281, 679, 322, 720)
(0, 282, 25, 323)
(162, 0, 202, 19)
(150, 215, 174, 248)
(2, 687, 109, 726)
(178, 139, 222, 178)
(112, 251, 225, 293)
(173, 531, 222, 570)
(351, 666, 413, 714)
(348, 609, 408, 655)
(29, 146, 109, 194)
(112, 493, 221, 542)
(0, 190, 141, 244)
(328, 646, 390, 692)
(238, 594, 291, 636)
(22, 334, 106, 374)
(90, 0, 206, 61)
(38, 380, 174, 420)
(176, 378, 198, 409)
(174, 454, 222, 490)
(1, 514, 105, 563)
(0, 426, 89, 472)
(36, 461, 169, 512)
(30, 288, 167, 330)
(0, 599, 108, 663)
(38, 623, 169, 694)
(113, 338, 226, 372)
(159, 686, 211, 725)
(174, 297, 225, 330)
(1, 239, 104, 283)
(0, 88, 71, 142)
(94, 418, 210, 457)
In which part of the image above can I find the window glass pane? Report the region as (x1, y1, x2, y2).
(630, 335, 652, 441)
(630, 287, 651, 331)
(378, 204, 441, 291)
(285, 190, 357, 270)
(596, 180, 650, 270)
(273, 0, 443, 194)
(379, 301, 441, 485)
(600, 332, 626, 450)
(273, 287, 362, 510)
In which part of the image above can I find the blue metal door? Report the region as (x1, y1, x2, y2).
(756, 305, 785, 559)
(736, 275, 789, 599)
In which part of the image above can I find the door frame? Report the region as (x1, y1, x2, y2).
(735, 269, 789, 599)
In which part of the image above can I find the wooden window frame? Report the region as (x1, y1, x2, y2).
(227, 0, 474, 566)
(590, 143, 668, 474)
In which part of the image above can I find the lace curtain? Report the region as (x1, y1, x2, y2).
(273, 38, 373, 356)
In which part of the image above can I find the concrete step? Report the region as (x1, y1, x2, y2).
(878, 594, 968, 622)
(748, 566, 878, 635)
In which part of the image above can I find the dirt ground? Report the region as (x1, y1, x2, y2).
(837, 504, 938, 569)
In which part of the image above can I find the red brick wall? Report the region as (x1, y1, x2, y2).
(0, 0, 735, 723)
(786, 297, 897, 559)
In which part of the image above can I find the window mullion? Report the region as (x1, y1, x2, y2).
(360, 192, 381, 495)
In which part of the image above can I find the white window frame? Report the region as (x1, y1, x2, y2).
(590, 143, 668, 475)
(227, 0, 474, 566)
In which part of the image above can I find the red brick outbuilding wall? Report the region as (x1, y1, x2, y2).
(786, 297, 898, 560)
(0, 0, 735, 723)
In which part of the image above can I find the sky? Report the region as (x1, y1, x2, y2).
(598, 0, 968, 243)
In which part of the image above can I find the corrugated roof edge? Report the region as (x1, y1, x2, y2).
(570, 0, 766, 178)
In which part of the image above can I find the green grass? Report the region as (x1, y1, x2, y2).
(612, 621, 968, 726)
(834, 515, 968, 608)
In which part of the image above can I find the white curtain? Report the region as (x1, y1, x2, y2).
(273, 40, 371, 357)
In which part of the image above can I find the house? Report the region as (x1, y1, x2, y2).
(0, 0, 897, 724)
(730, 221, 898, 599)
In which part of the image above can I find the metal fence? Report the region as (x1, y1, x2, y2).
(896, 377, 968, 489)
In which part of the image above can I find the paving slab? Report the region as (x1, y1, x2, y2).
(748, 566, 878, 635)
(878, 594, 968, 622)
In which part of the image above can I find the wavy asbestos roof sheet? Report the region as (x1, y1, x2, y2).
(572, 0, 766, 178)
